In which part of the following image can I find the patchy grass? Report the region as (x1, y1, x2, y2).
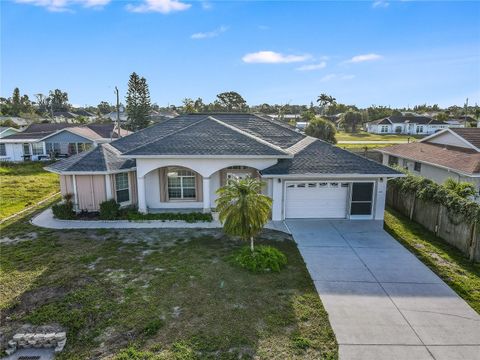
(384, 208, 480, 314)
(336, 130, 422, 142)
(0, 212, 337, 359)
(0, 162, 60, 220)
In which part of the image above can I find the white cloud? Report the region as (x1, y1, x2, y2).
(191, 26, 228, 40)
(15, 0, 110, 12)
(320, 73, 355, 82)
(372, 0, 389, 8)
(242, 51, 311, 64)
(345, 53, 383, 63)
(126, 0, 191, 14)
(296, 61, 327, 71)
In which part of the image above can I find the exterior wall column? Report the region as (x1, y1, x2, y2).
(137, 175, 147, 213)
(105, 174, 113, 200)
(72, 174, 79, 212)
(202, 177, 211, 212)
(374, 178, 387, 220)
(271, 178, 283, 221)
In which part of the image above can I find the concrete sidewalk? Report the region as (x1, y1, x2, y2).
(30, 208, 290, 233)
(286, 219, 480, 360)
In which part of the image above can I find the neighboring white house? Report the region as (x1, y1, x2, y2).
(365, 115, 455, 135)
(378, 128, 480, 193)
(46, 113, 402, 221)
(0, 123, 130, 162)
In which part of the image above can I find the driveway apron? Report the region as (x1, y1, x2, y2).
(286, 219, 480, 360)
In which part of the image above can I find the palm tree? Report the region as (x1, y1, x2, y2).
(216, 178, 272, 252)
(317, 93, 336, 115)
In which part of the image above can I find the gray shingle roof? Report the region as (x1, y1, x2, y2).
(261, 139, 401, 176)
(46, 144, 135, 173)
(124, 117, 289, 156)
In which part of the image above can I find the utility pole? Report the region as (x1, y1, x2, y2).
(113, 86, 121, 140)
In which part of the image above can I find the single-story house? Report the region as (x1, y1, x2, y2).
(365, 115, 451, 135)
(0, 123, 130, 162)
(45, 113, 402, 220)
(378, 128, 480, 193)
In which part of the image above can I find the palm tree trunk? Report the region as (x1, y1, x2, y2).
(250, 237, 254, 252)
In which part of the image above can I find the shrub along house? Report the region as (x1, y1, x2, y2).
(45, 113, 402, 220)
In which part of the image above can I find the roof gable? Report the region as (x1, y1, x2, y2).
(421, 128, 480, 152)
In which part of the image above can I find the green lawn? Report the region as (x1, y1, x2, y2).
(0, 162, 60, 220)
(384, 208, 480, 314)
(336, 130, 422, 142)
(0, 212, 337, 359)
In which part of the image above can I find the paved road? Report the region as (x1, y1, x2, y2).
(286, 219, 480, 360)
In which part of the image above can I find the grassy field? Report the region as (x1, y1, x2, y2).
(0, 162, 60, 220)
(384, 208, 480, 314)
(336, 130, 422, 142)
(0, 212, 337, 359)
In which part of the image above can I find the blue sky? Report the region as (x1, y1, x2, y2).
(1, 0, 479, 108)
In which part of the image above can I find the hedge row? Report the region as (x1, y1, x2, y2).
(389, 171, 480, 224)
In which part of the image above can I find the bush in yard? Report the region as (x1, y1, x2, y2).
(99, 199, 121, 220)
(52, 194, 75, 219)
(234, 245, 287, 272)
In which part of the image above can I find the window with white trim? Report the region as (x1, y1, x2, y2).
(32, 142, 44, 155)
(115, 173, 130, 203)
(167, 168, 196, 200)
(23, 143, 31, 155)
(0, 143, 6, 156)
(380, 125, 389, 133)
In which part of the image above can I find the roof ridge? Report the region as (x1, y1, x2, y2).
(208, 115, 290, 155)
(120, 115, 211, 155)
(45, 146, 94, 172)
(286, 136, 317, 154)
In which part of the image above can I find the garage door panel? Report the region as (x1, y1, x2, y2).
(285, 182, 348, 219)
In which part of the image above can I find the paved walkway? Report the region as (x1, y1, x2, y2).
(286, 219, 480, 360)
(30, 208, 290, 233)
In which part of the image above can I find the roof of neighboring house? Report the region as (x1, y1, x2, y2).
(72, 109, 96, 117)
(378, 142, 480, 175)
(367, 115, 447, 126)
(53, 111, 78, 119)
(1, 123, 131, 142)
(45, 144, 136, 173)
(261, 139, 401, 176)
(449, 128, 480, 149)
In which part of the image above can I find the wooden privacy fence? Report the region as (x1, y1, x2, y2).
(387, 185, 479, 262)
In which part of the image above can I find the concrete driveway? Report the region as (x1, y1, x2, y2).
(286, 219, 480, 360)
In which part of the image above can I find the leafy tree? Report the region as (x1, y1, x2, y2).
(305, 117, 337, 144)
(341, 110, 363, 132)
(48, 89, 70, 112)
(126, 72, 152, 130)
(444, 178, 477, 199)
(11, 88, 21, 115)
(35, 93, 50, 114)
(216, 178, 272, 252)
(301, 109, 316, 122)
(367, 105, 393, 121)
(435, 112, 449, 122)
(194, 97, 205, 112)
(0, 119, 20, 129)
(182, 98, 195, 113)
(215, 91, 248, 112)
(97, 101, 114, 115)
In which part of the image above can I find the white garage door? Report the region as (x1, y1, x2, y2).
(285, 181, 349, 219)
